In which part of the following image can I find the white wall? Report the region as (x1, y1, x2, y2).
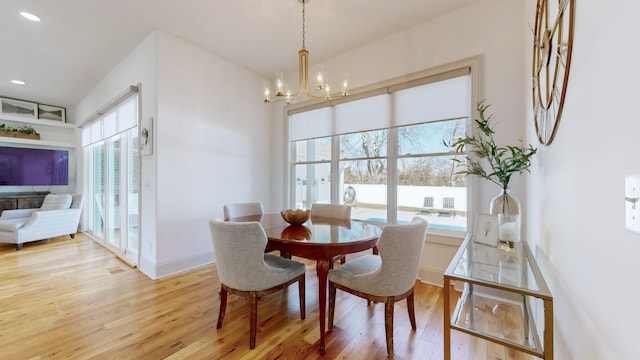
(75, 31, 272, 279)
(153, 32, 272, 277)
(525, 1, 638, 358)
(74, 32, 159, 277)
(271, 0, 526, 285)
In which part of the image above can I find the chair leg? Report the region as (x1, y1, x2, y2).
(328, 282, 337, 331)
(384, 297, 394, 357)
(216, 287, 228, 329)
(298, 276, 306, 320)
(16, 243, 23, 251)
(249, 291, 258, 349)
(407, 291, 417, 330)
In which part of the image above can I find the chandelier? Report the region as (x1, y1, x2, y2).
(263, 0, 349, 103)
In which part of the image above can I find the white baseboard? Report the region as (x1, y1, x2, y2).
(139, 251, 214, 279)
(418, 266, 444, 287)
(138, 254, 158, 279)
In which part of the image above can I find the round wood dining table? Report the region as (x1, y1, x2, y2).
(229, 213, 382, 354)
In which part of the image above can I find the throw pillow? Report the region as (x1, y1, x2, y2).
(40, 194, 72, 210)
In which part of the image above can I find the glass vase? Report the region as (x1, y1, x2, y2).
(489, 188, 521, 247)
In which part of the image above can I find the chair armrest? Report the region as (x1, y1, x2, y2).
(26, 208, 81, 226)
(20, 209, 82, 236)
(0, 208, 38, 220)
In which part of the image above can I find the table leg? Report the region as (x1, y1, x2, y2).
(316, 259, 330, 354)
(443, 277, 451, 360)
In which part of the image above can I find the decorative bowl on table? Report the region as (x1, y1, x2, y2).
(280, 209, 311, 226)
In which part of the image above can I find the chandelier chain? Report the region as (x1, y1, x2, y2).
(301, 0, 306, 49)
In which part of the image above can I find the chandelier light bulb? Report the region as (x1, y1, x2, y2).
(315, 64, 325, 90)
(276, 72, 284, 96)
(341, 71, 349, 96)
(263, 80, 271, 102)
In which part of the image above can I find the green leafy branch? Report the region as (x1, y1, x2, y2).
(0, 123, 39, 135)
(445, 101, 537, 190)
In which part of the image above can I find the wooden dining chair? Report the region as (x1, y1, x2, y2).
(327, 217, 428, 357)
(310, 203, 352, 266)
(209, 219, 306, 349)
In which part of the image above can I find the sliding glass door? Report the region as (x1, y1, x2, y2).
(82, 94, 139, 265)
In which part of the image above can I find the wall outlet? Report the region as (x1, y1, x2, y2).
(625, 175, 640, 234)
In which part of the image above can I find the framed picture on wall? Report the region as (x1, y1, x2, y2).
(38, 104, 66, 122)
(473, 213, 499, 246)
(0, 97, 37, 119)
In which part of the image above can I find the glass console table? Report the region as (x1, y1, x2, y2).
(443, 234, 553, 359)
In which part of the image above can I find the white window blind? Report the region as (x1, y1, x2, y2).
(117, 96, 137, 131)
(289, 73, 470, 140)
(335, 94, 389, 134)
(289, 107, 332, 141)
(393, 75, 471, 127)
(103, 112, 117, 138)
(81, 92, 138, 147)
(89, 121, 102, 144)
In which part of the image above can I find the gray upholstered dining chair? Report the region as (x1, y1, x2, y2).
(310, 203, 352, 266)
(223, 202, 264, 220)
(310, 203, 351, 219)
(327, 217, 428, 357)
(223, 201, 277, 254)
(209, 219, 306, 349)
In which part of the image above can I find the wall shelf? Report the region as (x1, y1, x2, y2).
(0, 113, 76, 129)
(0, 113, 77, 148)
(0, 136, 75, 148)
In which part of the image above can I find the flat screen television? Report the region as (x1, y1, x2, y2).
(0, 146, 69, 186)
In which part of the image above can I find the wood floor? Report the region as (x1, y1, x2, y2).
(0, 234, 534, 360)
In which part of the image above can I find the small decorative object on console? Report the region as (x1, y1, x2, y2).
(280, 209, 311, 226)
(446, 102, 537, 248)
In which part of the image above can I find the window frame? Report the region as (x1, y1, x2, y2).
(285, 57, 481, 237)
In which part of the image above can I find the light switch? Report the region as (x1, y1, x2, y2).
(625, 175, 640, 234)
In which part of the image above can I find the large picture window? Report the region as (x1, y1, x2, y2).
(289, 65, 475, 235)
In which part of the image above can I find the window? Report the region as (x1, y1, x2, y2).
(293, 137, 332, 209)
(423, 197, 434, 208)
(340, 129, 388, 222)
(443, 197, 455, 209)
(288, 64, 475, 234)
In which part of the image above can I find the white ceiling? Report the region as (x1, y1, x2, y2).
(0, 0, 479, 109)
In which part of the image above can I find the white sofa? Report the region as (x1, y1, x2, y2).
(0, 193, 84, 250)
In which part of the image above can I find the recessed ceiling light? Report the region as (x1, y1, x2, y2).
(20, 11, 40, 22)
(11, 80, 26, 85)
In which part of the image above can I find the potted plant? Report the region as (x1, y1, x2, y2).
(0, 123, 40, 140)
(446, 101, 537, 245)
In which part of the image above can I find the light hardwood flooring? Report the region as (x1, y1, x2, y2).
(0, 234, 533, 360)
